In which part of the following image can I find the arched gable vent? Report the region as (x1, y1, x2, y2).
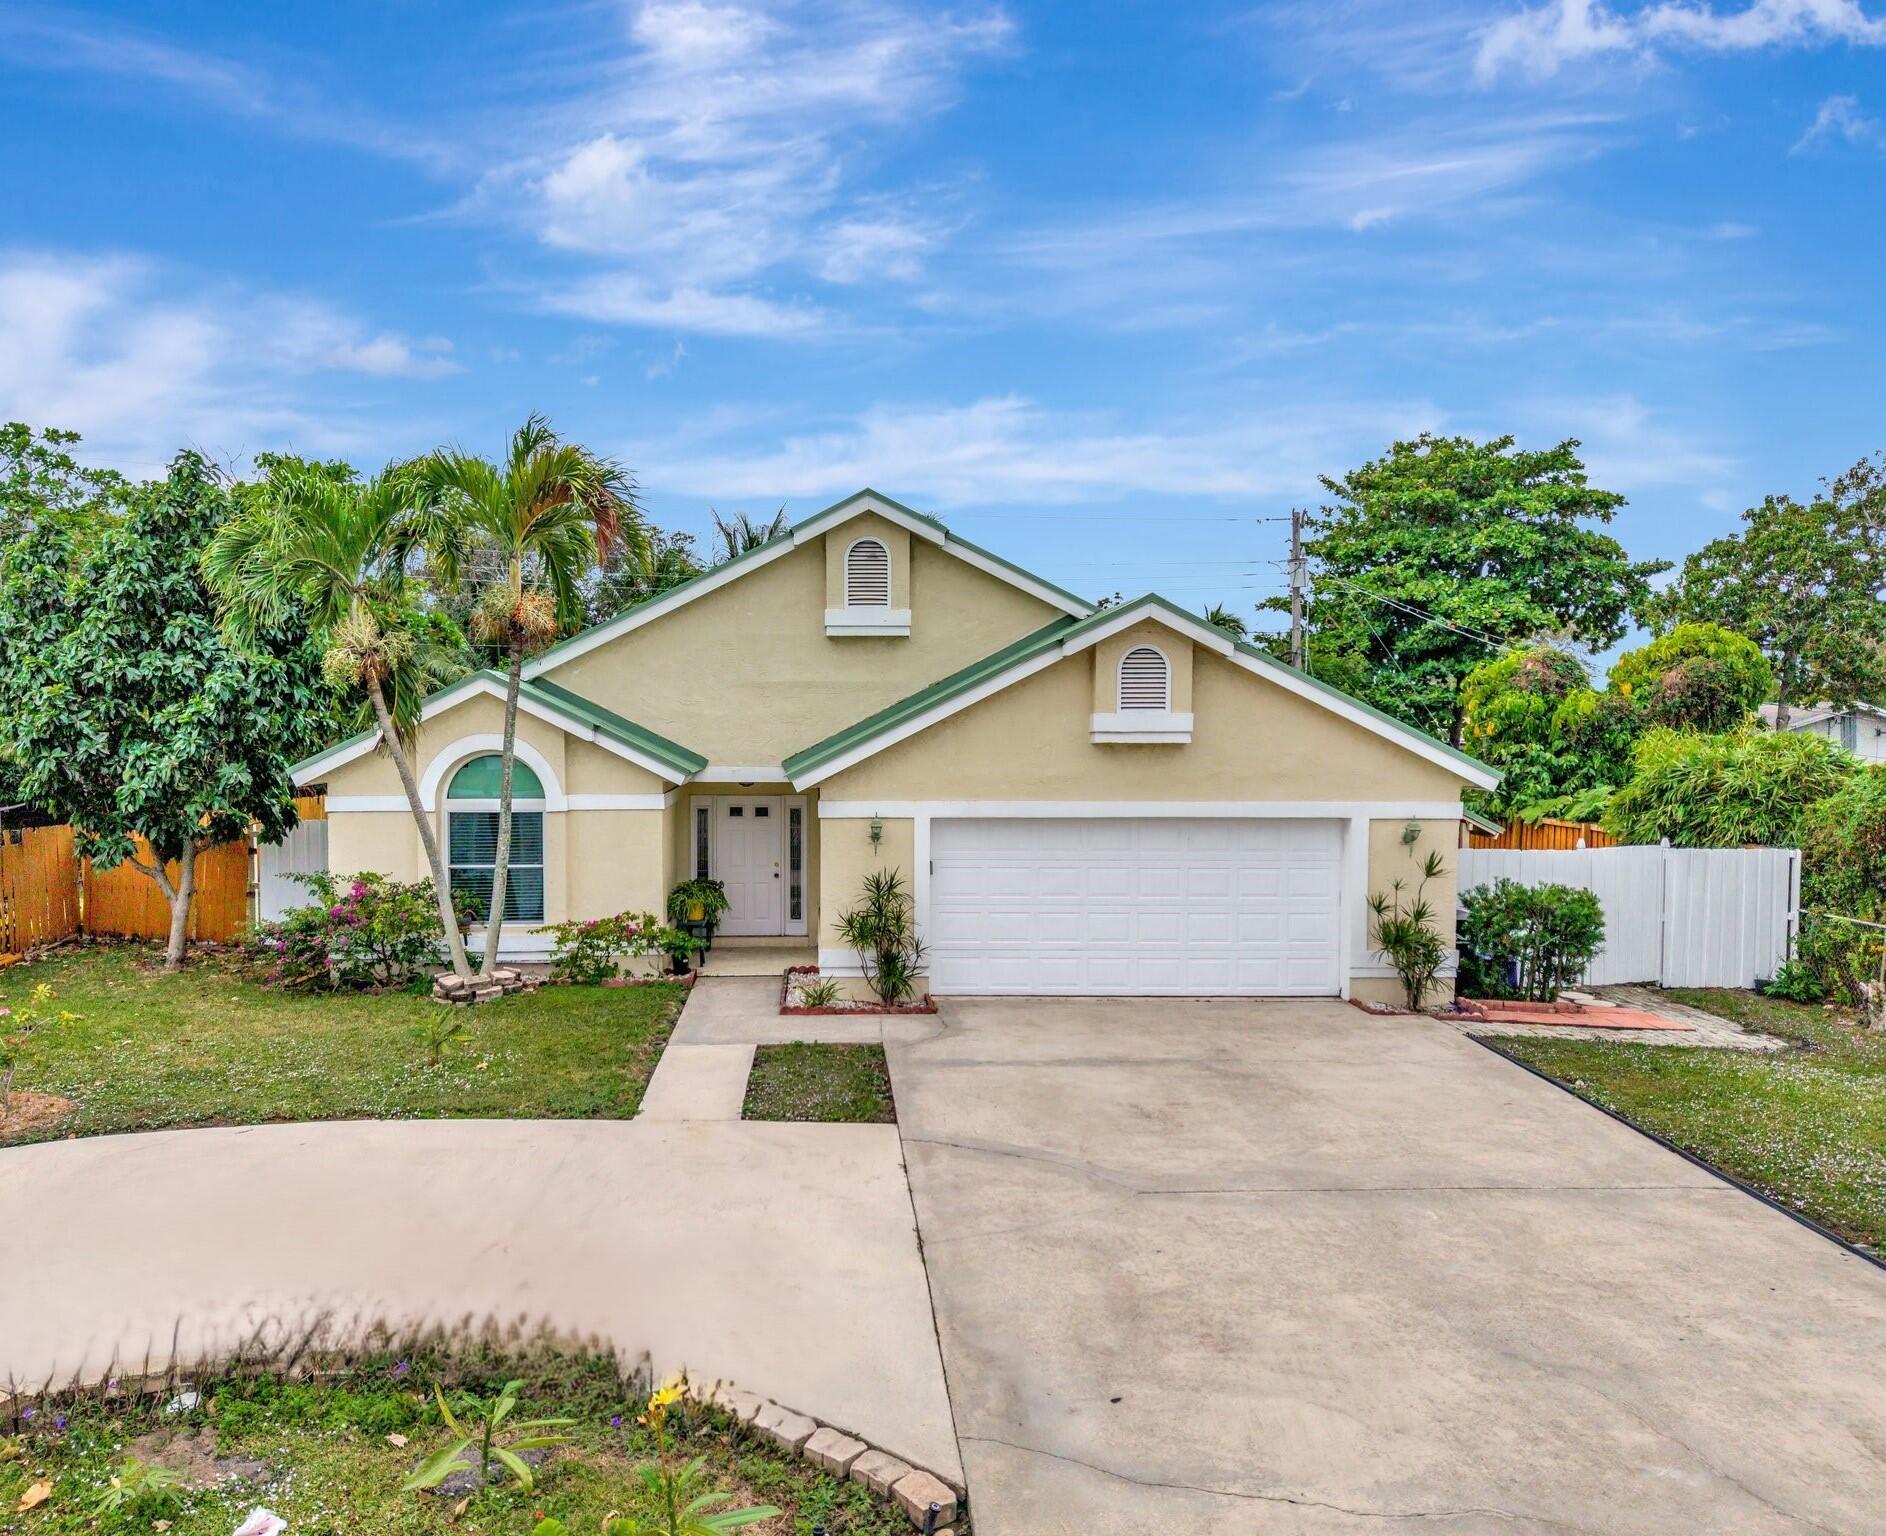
(1118, 645, 1171, 710)
(844, 538, 892, 606)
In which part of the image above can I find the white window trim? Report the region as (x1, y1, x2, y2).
(447, 794, 549, 927)
(417, 734, 566, 811)
(1090, 709, 1193, 743)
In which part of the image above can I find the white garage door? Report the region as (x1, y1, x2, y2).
(927, 817, 1344, 996)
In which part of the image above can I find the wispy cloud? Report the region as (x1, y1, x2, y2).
(0, 251, 451, 475)
(637, 393, 1442, 506)
(1793, 92, 1886, 149)
(1475, 0, 1886, 83)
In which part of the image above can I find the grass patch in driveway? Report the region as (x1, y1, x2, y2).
(0, 1350, 910, 1535)
(743, 1042, 895, 1123)
(1492, 989, 1886, 1252)
(0, 946, 685, 1146)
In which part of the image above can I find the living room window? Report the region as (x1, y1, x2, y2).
(446, 754, 545, 923)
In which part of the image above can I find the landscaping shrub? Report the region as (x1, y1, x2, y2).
(1608, 621, 1772, 733)
(538, 911, 694, 983)
(1762, 960, 1827, 1004)
(244, 873, 461, 991)
(1368, 850, 1447, 1010)
(1458, 878, 1606, 1001)
(837, 869, 926, 1004)
(1603, 727, 1855, 848)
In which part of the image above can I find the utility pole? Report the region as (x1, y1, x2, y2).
(1288, 506, 1306, 672)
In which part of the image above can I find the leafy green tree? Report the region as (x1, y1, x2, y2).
(709, 506, 788, 562)
(415, 416, 647, 975)
(582, 528, 702, 626)
(204, 457, 476, 979)
(1800, 767, 1886, 921)
(1642, 457, 1886, 728)
(0, 453, 327, 968)
(1602, 728, 1855, 848)
(1607, 621, 1773, 733)
(1459, 646, 1630, 819)
(1281, 434, 1665, 742)
(0, 422, 128, 552)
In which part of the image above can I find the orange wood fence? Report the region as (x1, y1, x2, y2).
(0, 796, 327, 952)
(1467, 817, 1617, 851)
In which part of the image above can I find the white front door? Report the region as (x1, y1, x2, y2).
(715, 796, 784, 936)
(927, 817, 1344, 995)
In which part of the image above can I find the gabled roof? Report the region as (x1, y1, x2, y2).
(783, 593, 1501, 791)
(290, 670, 707, 787)
(521, 487, 1092, 679)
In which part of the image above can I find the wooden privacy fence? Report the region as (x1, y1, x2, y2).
(0, 796, 328, 951)
(1456, 844, 1801, 988)
(1467, 818, 1616, 850)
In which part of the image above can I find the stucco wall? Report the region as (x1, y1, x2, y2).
(1362, 817, 1460, 1005)
(1091, 620, 1194, 713)
(542, 534, 1062, 764)
(819, 814, 916, 951)
(820, 646, 1468, 804)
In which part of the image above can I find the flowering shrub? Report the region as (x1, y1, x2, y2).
(243, 873, 464, 991)
(0, 981, 81, 1120)
(539, 911, 693, 983)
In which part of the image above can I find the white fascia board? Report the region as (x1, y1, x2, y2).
(788, 645, 1070, 789)
(941, 541, 1090, 617)
(1061, 602, 1235, 658)
(293, 732, 384, 784)
(791, 495, 947, 547)
(504, 690, 688, 783)
(294, 672, 502, 783)
(818, 800, 1466, 820)
(695, 764, 787, 783)
(522, 540, 799, 678)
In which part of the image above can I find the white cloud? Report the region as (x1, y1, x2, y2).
(1510, 393, 1736, 497)
(637, 393, 1443, 507)
(481, 0, 1012, 335)
(1793, 92, 1886, 149)
(1476, 0, 1886, 82)
(0, 251, 448, 475)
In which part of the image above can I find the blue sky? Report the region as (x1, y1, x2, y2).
(2, 0, 1883, 624)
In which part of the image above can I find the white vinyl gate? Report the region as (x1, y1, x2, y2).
(257, 818, 329, 921)
(1455, 845, 1800, 988)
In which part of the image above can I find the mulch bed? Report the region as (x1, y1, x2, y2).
(0, 1091, 77, 1137)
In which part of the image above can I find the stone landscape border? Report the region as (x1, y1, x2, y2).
(701, 1381, 964, 1533)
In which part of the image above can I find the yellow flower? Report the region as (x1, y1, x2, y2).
(1619, 681, 1633, 697)
(648, 1376, 686, 1412)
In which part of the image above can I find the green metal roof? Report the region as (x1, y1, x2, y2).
(783, 593, 1500, 786)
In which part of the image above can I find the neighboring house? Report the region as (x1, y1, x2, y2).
(1758, 701, 1886, 763)
(292, 490, 1498, 1002)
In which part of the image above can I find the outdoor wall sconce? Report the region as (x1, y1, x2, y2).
(869, 816, 884, 846)
(1402, 820, 1422, 847)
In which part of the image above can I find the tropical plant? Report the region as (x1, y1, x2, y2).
(402, 1378, 575, 1497)
(1762, 960, 1827, 1004)
(665, 879, 730, 927)
(89, 1455, 186, 1521)
(526, 1376, 775, 1536)
(709, 506, 788, 562)
(0, 982, 79, 1122)
(1368, 851, 1449, 1009)
(413, 416, 646, 976)
(0, 452, 330, 969)
(793, 975, 843, 1008)
(1458, 879, 1606, 1001)
(1608, 621, 1773, 734)
(1641, 456, 1886, 729)
(1800, 765, 1886, 922)
(1201, 602, 1249, 639)
(1603, 728, 1856, 848)
(204, 454, 475, 979)
(1271, 433, 1665, 741)
(244, 872, 463, 990)
(838, 869, 926, 1004)
(538, 911, 671, 984)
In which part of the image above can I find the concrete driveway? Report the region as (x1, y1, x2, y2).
(892, 998, 1886, 1535)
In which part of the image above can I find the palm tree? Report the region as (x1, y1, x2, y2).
(204, 462, 477, 980)
(416, 416, 646, 975)
(1203, 602, 1249, 641)
(709, 506, 788, 562)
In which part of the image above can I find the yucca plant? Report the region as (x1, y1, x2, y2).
(402, 1378, 574, 1497)
(837, 868, 926, 1004)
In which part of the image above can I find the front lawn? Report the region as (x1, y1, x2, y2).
(743, 1043, 896, 1124)
(0, 1349, 910, 1535)
(1492, 989, 1886, 1252)
(0, 947, 685, 1146)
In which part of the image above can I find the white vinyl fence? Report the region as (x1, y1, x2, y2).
(257, 817, 329, 921)
(1456, 845, 1801, 989)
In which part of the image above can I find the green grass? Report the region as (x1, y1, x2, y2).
(0, 1353, 914, 1536)
(742, 1044, 896, 1124)
(1492, 989, 1886, 1252)
(0, 947, 686, 1146)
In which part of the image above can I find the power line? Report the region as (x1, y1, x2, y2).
(1308, 572, 1511, 650)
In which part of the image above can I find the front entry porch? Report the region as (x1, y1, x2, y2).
(672, 784, 818, 941)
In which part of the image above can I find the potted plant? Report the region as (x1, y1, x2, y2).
(656, 924, 699, 976)
(666, 878, 730, 951)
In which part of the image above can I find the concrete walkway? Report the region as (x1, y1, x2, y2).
(893, 997, 1886, 1535)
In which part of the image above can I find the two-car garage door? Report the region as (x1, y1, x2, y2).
(926, 817, 1344, 996)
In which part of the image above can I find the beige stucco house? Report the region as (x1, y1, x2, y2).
(292, 490, 1498, 1002)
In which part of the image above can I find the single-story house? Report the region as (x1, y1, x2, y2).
(1758, 701, 1886, 763)
(291, 490, 1498, 1002)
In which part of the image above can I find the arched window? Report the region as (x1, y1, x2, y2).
(446, 755, 546, 923)
(845, 537, 891, 607)
(1117, 645, 1171, 711)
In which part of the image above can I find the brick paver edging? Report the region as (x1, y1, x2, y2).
(700, 1380, 964, 1532)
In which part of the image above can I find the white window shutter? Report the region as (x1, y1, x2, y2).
(1118, 646, 1170, 710)
(845, 538, 891, 606)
